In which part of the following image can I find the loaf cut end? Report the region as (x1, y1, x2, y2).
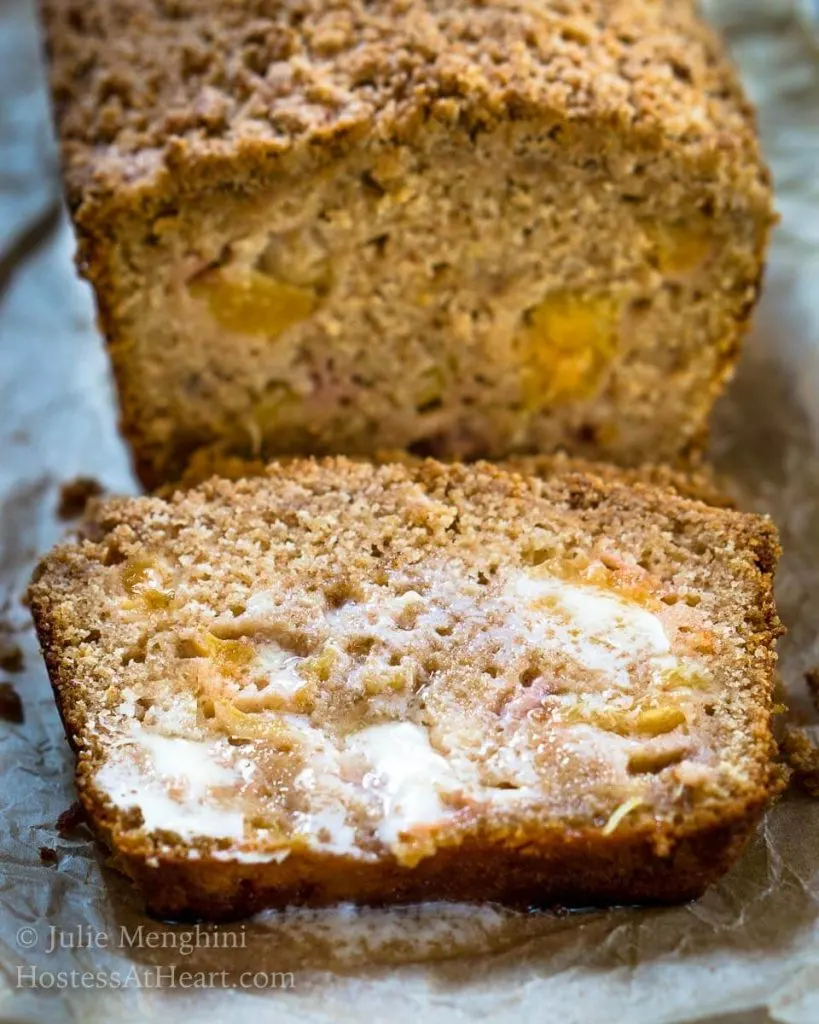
(42, 0, 773, 487)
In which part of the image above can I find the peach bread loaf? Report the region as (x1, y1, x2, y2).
(41, 0, 773, 488)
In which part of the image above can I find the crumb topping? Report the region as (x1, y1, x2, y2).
(42, 0, 765, 217)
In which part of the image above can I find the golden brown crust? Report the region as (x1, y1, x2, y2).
(43, 0, 770, 227)
(164, 449, 735, 508)
(109, 806, 770, 920)
(498, 452, 736, 509)
(29, 458, 782, 918)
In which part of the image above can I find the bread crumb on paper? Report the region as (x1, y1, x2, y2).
(781, 727, 819, 798)
(0, 638, 23, 673)
(57, 801, 88, 838)
(805, 667, 819, 715)
(0, 681, 24, 723)
(58, 477, 104, 520)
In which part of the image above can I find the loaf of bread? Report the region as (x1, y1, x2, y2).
(28, 458, 782, 919)
(42, 0, 773, 489)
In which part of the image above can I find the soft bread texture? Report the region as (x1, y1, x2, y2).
(42, 0, 773, 488)
(29, 458, 782, 919)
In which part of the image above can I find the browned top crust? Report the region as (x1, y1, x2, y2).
(41, 0, 769, 230)
(165, 449, 736, 510)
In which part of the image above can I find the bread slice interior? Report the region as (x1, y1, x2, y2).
(28, 459, 781, 917)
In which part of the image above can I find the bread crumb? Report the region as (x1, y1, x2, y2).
(0, 682, 24, 724)
(0, 638, 23, 673)
(56, 801, 87, 837)
(780, 727, 819, 797)
(58, 477, 104, 520)
(39, 847, 59, 865)
(805, 668, 819, 715)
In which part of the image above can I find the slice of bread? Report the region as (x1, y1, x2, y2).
(41, 0, 773, 488)
(28, 459, 782, 919)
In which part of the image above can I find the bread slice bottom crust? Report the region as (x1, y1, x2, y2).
(99, 805, 768, 921)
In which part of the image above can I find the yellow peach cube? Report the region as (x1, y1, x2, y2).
(519, 290, 619, 408)
(635, 706, 686, 735)
(650, 220, 712, 276)
(191, 269, 315, 337)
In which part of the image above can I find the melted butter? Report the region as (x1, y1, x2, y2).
(292, 805, 358, 856)
(255, 644, 307, 699)
(348, 722, 462, 847)
(509, 572, 675, 682)
(134, 732, 236, 790)
(95, 730, 246, 841)
(289, 715, 363, 857)
(94, 745, 244, 839)
(211, 848, 290, 865)
(97, 567, 700, 858)
(514, 574, 669, 652)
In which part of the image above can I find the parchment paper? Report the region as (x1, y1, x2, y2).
(1, 1, 818, 1021)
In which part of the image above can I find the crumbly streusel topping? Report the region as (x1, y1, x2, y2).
(42, 0, 765, 214)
